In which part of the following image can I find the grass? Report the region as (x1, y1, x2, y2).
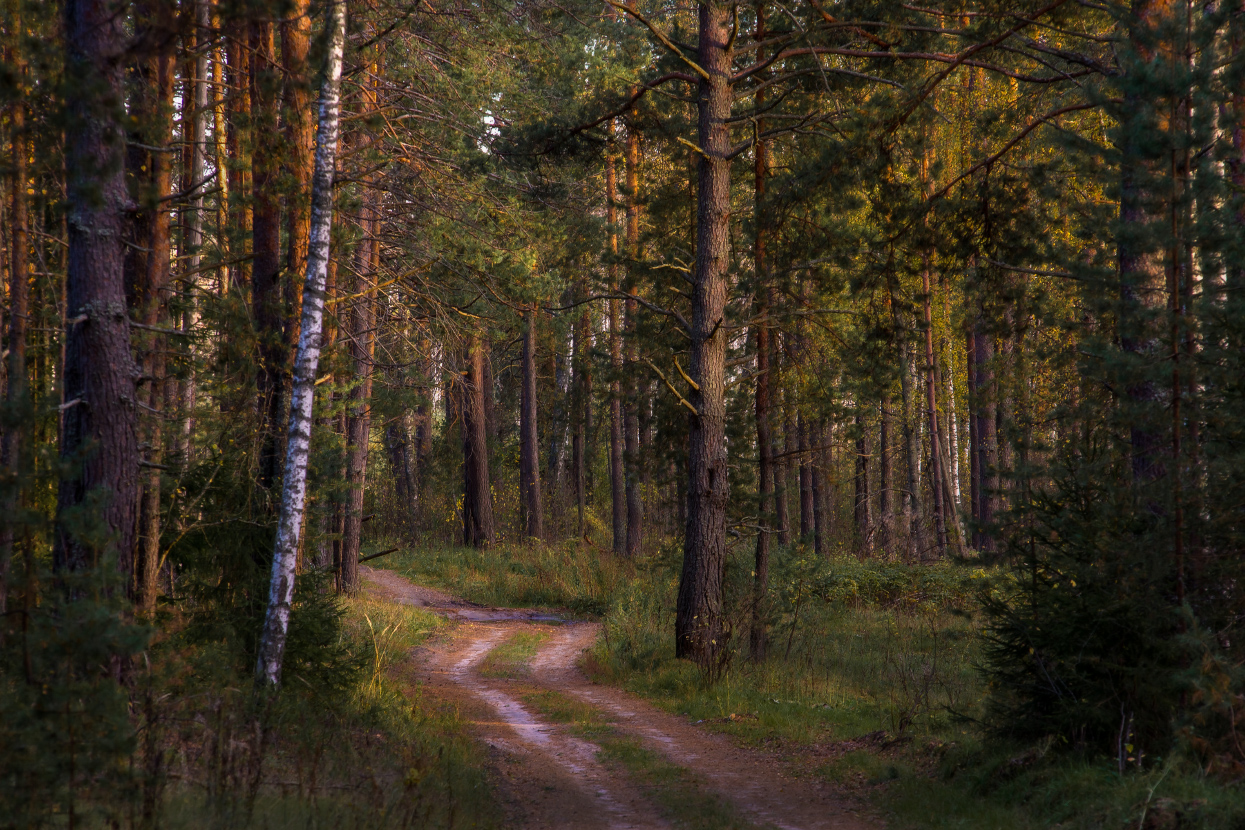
(377, 538, 633, 615)
(151, 591, 502, 830)
(371, 538, 1245, 830)
(477, 630, 550, 679)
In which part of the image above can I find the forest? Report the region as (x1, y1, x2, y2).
(3, 0, 1245, 827)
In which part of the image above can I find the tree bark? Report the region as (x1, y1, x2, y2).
(251, 14, 284, 490)
(132, 8, 176, 612)
(0, 23, 28, 612)
(675, 0, 732, 664)
(854, 410, 871, 554)
(256, 0, 346, 685)
(55, 0, 141, 582)
(624, 123, 643, 557)
(282, 0, 314, 352)
(972, 323, 997, 552)
(878, 400, 892, 555)
(750, 3, 772, 660)
(573, 282, 592, 536)
(798, 413, 813, 538)
(606, 141, 625, 554)
(812, 419, 826, 557)
(340, 194, 378, 593)
(520, 304, 544, 540)
(922, 252, 947, 558)
(461, 329, 495, 548)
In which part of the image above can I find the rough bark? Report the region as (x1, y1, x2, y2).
(520, 304, 543, 540)
(256, 0, 345, 685)
(675, 0, 732, 664)
(55, 0, 141, 581)
(251, 14, 284, 490)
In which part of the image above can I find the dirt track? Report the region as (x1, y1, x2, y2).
(363, 565, 881, 830)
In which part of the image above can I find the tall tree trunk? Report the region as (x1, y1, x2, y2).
(966, 327, 980, 545)
(775, 370, 791, 547)
(1119, 0, 1174, 486)
(624, 123, 643, 556)
(879, 400, 892, 555)
(750, 3, 772, 660)
(461, 329, 495, 548)
(341, 183, 380, 592)
(811, 419, 825, 557)
(606, 141, 625, 554)
(282, 0, 313, 347)
(133, 10, 176, 613)
(972, 323, 997, 552)
(0, 24, 27, 612)
(56, 0, 141, 581)
(256, 0, 345, 685)
(922, 252, 947, 558)
(573, 283, 592, 536)
(226, 19, 252, 295)
(854, 410, 871, 554)
(675, 0, 732, 664)
(798, 413, 813, 538)
(520, 304, 544, 540)
(252, 14, 284, 489)
(177, 0, 207, 465)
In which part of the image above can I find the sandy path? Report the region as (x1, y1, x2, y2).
(363, 566, 880, 830)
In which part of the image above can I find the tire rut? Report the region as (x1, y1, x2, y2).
(364, 566, 880, 830)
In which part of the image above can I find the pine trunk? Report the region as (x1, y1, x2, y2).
(520, 305, 543, 541)
(675, 0, 732, 663)
(56, 0, 140, 580)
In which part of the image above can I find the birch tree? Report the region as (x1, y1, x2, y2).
(256, 0, 347, 687)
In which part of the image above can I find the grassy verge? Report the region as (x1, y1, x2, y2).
(154, 592, 501, 829)
(371, 540, 1245, 829)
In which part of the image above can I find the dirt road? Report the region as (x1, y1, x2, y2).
(364, 566, 880, 830)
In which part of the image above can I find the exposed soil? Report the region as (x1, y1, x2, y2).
(362, 566, 882, 830)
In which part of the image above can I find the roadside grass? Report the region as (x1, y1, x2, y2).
(477, 630, 550, 679)
(519, 686, 770, 830)
(156, 592, 501, 830)
(373, 538, 632, 615)
(372, 539, 1245, 829)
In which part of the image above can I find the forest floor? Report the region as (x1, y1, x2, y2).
(363, 565, 881, 830)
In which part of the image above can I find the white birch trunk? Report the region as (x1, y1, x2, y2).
(256, 0, 347, 687)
